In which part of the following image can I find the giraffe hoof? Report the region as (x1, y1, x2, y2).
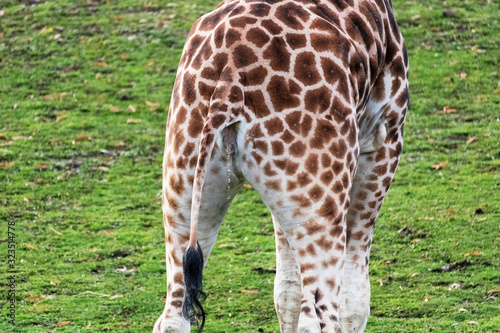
(153, 315, 187, 333)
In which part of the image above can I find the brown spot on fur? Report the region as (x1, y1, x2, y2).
(291, 194, 312, 208)
(320, 170, 334, 185)
(268, 76, 301, 112)
(325, 278, 336, 291)
(289, 141, 307, 157)
(265, 179, 281, 191)
(332, 181, 343, 194)
(201, 53, 228, 81)
(263, 162, 278, 176)
(264, 118, 285, 136)
(287, 180, 298, 191)
(169, 174, 185, 195)
(251, 151, 263, 165)
(245, 90, 271, 118)
(330, 139, 347, 159)
(295, 52, 321, 85)
(304, 219, 326, 235)
(233, 45, 258, 68)
(305, 86, 332, 113)
(306, 243, 317, 256)
(182, 73, 197, 106)
(250, 3, 271, 16)
(225, 28, 241, 48)
(297, 172, 312, 187)
(317, 196, 337, 221)
(280, 129, 295, 143)
(261, 19, 283, 35)
(171, 288, 184, 298)
(305, 154, 319, 176)
(350, 230, 364, 241)
(308, 185, 324, 202)
(230, 16, 257, 28)
(330, 225, 343, 238)
(315, 235, 333, 251)
(311, 119, 338, 149)
(173, 272, 184, 285)
(300, 263, 317, 273)
(254, 140, 268, 154)
(271, 141, 285, 155)
(246, 27, 270, 47)
(286, 33, 307, 49)
(240, 66, 268, 86)
(276, 2, 310, 29)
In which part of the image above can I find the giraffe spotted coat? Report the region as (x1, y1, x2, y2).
(155, 0, 408, 332)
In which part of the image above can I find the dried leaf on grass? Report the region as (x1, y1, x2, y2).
(56, 321, 70, 327)
(443, 106, 457, 114)
(100, 230, 113, 237)
(116, 266, 135, 273)
(26, 243, 39, 250)
(241, 289, 259, 294)
(0, 161, 14, 167)
(145, 100, 160, 111)
(463, 251, 481, 257)
(432, 161, 448, 170)
(50, 227, 63, 235)
(466, 136, 476, 144)
(76, 134, 91, 140)
(74, 291, 109, 297)
(487, 289, 500, 295)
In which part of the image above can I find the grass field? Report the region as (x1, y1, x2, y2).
(0, 0, 499, 332)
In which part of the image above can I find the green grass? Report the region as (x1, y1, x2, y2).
(0, 0, 499, 332)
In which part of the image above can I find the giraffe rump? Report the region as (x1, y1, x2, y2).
(182, 243, 206, 332)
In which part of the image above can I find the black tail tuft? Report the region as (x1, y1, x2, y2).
(182, 243, 206, 332)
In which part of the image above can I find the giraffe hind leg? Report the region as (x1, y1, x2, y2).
(273, 218, 301, 332)
(340, 59, 409, 332)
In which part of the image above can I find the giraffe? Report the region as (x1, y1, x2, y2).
(154, 0, 408, 332)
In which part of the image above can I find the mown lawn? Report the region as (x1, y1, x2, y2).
(0, 0, 499, 332)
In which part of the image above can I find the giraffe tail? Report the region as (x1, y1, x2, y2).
(182, 122, 217, 332)
(183, 77, 243, 331)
